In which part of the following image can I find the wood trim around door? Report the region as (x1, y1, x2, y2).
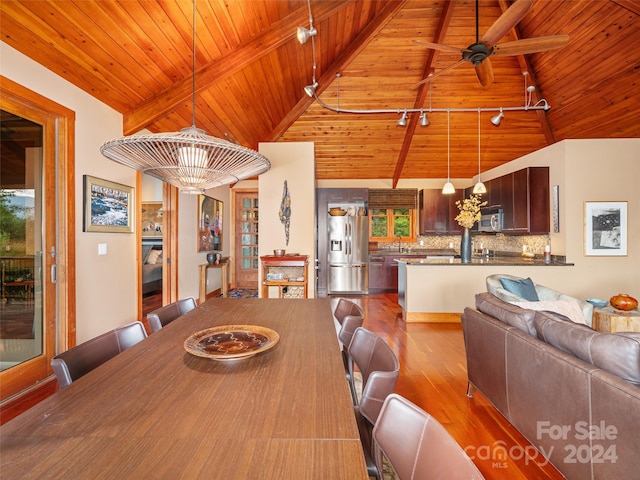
(0, 75, 76, 403)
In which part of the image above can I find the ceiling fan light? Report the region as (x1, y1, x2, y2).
(304, 81, 318, 97)
(442, 181, 455, 194)
(296, 26, 317, 44)
(473, 180, 487, 194)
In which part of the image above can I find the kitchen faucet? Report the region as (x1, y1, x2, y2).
(397, 236, 402, 253)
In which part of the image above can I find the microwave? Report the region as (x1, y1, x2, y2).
(478, 207, 503, 232)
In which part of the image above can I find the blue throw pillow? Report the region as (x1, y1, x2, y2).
(500, 277, 539, 301)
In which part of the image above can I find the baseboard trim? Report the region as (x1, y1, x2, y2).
(404, 312, 462, 323)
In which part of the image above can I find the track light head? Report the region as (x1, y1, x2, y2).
(397, 111, 408, 127)
(419, 112, 429, 127)
(491, 108, 504, 126)
(304, 81, 318, 97)
(296, 26, 317, 44)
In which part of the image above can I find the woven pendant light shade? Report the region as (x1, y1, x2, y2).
(100, 126, 270, 194)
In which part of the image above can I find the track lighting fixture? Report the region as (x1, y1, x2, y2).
(296, 26, 317, 44)
(419, 111, 429, 127)
(442, 109, 455, 195)
(491, 107, 504, 126)
(473, 108, 487, 194)
(397, 111, 408, 127)
(304, 82, 318, 97)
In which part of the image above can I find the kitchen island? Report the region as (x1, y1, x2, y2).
(396, 256, 576, 322)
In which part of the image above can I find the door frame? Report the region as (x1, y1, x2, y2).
(232, 188, 259, 290)
(0, 76, 76, 401)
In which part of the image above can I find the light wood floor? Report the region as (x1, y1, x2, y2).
(353, 293, 563, 480)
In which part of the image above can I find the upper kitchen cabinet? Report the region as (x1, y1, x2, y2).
(511, 167, 550, 233)
(419, 189, 464, 234)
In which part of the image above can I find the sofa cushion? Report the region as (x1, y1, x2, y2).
(535, 312, 640, 386)
(475, 292, 537, 336)
(513, 299, 586, 325)
(500, 276, 539, 301)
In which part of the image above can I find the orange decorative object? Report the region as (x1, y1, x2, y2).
(610, 294, 638, 311)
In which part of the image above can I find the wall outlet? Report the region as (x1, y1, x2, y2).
(98, 243, 107, 255)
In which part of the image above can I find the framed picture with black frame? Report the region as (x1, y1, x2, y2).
(584, 201, 627, 256)
(83, 175, 134, 233)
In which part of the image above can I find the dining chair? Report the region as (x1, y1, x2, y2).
(348, 327, 400, 479)
(333, 298, 364, 373)
(147, 296, 197, 333)
(373, 393, 486, 480)
(51, 321, 147, 389)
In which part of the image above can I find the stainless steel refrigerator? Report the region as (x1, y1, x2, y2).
(327, 215, 368, 294)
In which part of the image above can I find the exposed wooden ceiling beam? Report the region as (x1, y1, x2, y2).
(123, 1, 346, 135)
(392, 0, 457, 188)
(268, 0, 407, 142)
(498, 0, 555, 145)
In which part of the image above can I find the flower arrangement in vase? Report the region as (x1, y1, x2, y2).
(455, 194, 487, 263)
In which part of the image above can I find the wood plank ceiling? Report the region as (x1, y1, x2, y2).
(1, 0, 639, 185)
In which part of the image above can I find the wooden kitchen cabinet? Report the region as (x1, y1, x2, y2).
(511, 167, 549, 233)
(419, 189, 464, 234)
(368, 254, 400, 292)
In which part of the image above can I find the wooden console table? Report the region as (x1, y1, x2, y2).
(199, 261, 229, 304)
(593, 307, 640, 333)
(260, 255, 309, 298)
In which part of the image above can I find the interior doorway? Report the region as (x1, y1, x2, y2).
(233, 190, 259, 289)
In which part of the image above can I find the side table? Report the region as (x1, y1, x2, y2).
(199, 261, 229, 304)
(592, 306, 640, 333)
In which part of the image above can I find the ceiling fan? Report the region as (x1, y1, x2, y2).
(416, 0, 569, 87)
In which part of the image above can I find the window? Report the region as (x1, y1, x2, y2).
(370, 208, 416, 242)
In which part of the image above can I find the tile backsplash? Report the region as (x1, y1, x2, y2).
(379, 233, 551, 255)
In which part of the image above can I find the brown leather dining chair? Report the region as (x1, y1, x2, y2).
(51, 321, 147, 389)
(147, 296, 197, 333)
(373, 394, 486, 480)
(348, 327, 400, 479)
(333, 298, 364, 373)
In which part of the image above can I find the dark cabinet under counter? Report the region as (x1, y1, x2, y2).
(368, 254, 399, 292)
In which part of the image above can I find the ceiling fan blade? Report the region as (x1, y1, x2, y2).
(475, 58, 494, 87)
(480, 0, 533, 47)
(412, 40, 463, 55)
(417, 58, 466, 86)
(492, 35, 570, 56)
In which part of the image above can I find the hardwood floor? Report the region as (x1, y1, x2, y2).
(4, 292, 563, 478)
(356, 293, 563, 480)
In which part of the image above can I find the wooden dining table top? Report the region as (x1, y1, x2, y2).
(1, 298, 368, 479)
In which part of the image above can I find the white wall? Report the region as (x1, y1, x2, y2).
(177, 185, 231, 299)
(258, 142, 316, 297)
(1, 42, 137, 342)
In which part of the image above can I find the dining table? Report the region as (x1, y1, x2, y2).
(0, 298, 369, 479)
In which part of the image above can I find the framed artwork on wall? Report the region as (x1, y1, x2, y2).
(584, 201, 627, 256)
(197, 194, 223, 252)
(141, 202, 163, 238)
(83, 175, 134, 233)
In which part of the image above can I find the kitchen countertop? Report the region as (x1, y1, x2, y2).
(396, 257, 573, 266)
(371, 249, 572, 266)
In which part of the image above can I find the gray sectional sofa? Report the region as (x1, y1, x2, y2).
(462, 292, 640, 480)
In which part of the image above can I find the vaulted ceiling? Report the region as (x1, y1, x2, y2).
(1, 0, 639, 185)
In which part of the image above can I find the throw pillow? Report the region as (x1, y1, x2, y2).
(513, 299, 586, 325)
(146, 249, 161, 265)
(500, 277, 539, 301)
